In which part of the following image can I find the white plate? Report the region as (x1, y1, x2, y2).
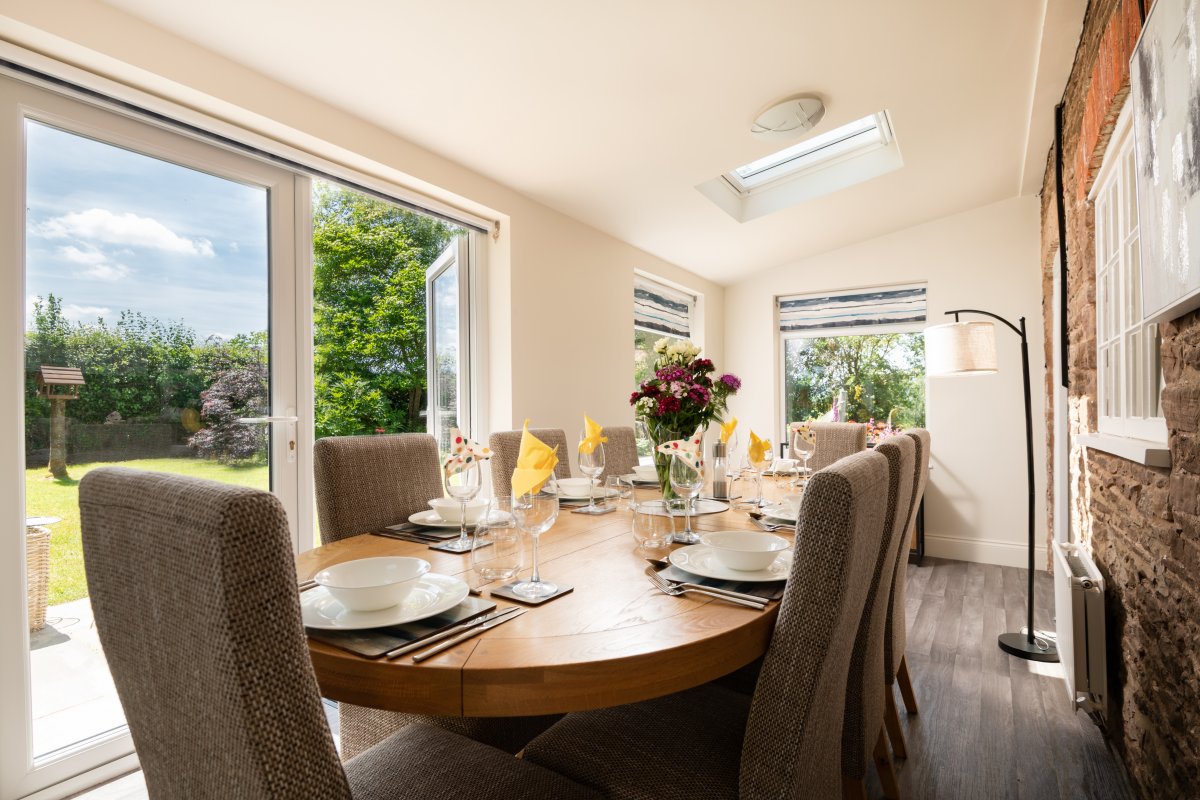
(643, 498, 730, 517)
(669, 544, 792, 582)
(408, 509, 474, 528)
(620, 474, 660, 486)
(301, 572, 469, 630)
(761, 504, 798, 523)
(545, 485, 619, 500)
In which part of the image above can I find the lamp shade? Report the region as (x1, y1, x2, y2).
(925, 321, 998, 375)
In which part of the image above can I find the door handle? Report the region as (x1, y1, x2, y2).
(236, 412, 299, 463)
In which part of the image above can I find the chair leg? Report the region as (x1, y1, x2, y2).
(884, 688, 908, 759)
(841, 777, 868, 800)
(873, 728, 901, 799)
(897, 655, 919, 714)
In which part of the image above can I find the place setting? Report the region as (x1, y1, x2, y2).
(642, 526, 790, 605)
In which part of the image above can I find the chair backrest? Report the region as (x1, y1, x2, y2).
(840, 434, 915, 780)
(80, 468, 350, 800)
(739, 449, 889, 799)
(313, 433, 443, 544)
(887, 428, 931, 678)
(808, 422, 868, 471)
(488, 428, 572, 497)
(599, 425, 639, 479)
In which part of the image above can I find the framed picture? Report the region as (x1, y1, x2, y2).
(1130, 0, 1200, 324)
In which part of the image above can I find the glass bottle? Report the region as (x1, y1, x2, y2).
(711, 441, 728, 499)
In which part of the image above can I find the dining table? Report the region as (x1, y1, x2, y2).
(297, 479, 799, 718)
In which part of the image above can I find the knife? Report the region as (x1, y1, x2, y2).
(384, 606, 521, 660)
(411, 608, 527, 662)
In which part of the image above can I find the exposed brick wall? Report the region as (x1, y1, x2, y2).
(1039, 0, 1200, 796)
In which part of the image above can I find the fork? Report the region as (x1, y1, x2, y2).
(643, 565, 768, 607)
(645, 569, 766, 609)
(751, 518, 791, 532)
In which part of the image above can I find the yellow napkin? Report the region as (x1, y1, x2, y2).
(511, 420, 560, 498)
(655, 425, 705, 470)
(748, 430, 772, 465)
(578, 414, 608, 455)
(719, 417, 738, 444)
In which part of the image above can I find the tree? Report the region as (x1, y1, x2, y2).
(311, 182, 459, 437)
(784, 333, 926, 427)
(189, 361, 268, 463)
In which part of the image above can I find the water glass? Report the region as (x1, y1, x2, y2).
(470, 497, 524, 586)
(605, 475, 633, 510)
(632, 501, 673, 553)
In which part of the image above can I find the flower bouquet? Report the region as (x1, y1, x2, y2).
(629, 339, 740, 498)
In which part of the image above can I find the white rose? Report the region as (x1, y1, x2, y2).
(654, 338, 669, 354)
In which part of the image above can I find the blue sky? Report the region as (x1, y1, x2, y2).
(25, 121, 268, 340)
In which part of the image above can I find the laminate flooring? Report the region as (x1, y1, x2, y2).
(868, 556, 1136, 800)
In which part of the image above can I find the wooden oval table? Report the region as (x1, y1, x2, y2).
(298, 488, 796, 718)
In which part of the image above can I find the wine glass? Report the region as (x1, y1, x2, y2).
(511, 488, 560, 599)
(725, 431, 742, 496)
(748, 446, 773, 508)
(442, 461, 481, 553)
(792, 430, 816, 486)
(470, 497, 524, 587)
(669, 456, 704, 544)
(578, 432, 606, 515)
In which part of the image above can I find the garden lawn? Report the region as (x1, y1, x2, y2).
(25, 458, 269, 605)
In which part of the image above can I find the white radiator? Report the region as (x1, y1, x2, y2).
(1053, 541, 1107, 717)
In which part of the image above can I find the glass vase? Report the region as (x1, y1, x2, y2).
(643, 421, 704, 501)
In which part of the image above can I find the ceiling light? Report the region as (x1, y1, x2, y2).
(750, 95, 826, 140)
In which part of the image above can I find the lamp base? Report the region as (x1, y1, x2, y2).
(998, 631, 1059, 663)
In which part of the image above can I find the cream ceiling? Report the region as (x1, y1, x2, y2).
(98, 0, 1084, 284)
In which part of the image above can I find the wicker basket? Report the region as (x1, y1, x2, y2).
(26, 526, 50, 632)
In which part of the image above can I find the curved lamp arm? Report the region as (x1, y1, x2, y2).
(944, 308, 1024, 339)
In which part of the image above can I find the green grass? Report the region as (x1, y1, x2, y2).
(26, 457, 269, 605)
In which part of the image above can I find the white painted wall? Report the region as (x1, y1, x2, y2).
(0, 0, 725, 477)
(724, 196, 1047, 567)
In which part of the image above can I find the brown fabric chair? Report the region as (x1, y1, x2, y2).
(807, 421, 868, 471)
(523, 449, 891, 799)
(79, 468, 599, 800)
(313, 433, 559, 759)
(598, 425, 639, 479)
(887, 429, 931, 718)
(840, 435, 915, 799)
(313, 433, 444, 545)
(488, 427, 572, 497)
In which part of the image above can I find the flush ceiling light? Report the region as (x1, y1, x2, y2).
(750, 95, 826, 140)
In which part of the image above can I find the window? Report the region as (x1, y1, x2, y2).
(1091, 103, 1166, 441)
(633, 275, 696, 388)
(779, 285, 927, 439)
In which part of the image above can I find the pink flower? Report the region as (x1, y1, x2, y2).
(718, 374, 741, 391)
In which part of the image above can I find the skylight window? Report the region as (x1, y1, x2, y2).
(725, 112, 893, 194)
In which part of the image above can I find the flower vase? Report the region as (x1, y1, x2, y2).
(644, 422, 697, 501)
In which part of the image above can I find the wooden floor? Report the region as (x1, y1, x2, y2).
(868, 556, 1136, 800)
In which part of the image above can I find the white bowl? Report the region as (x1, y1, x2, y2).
(554, 478, 596, 498)
(632, 465, 658, 481)
(701, 531, 790, 572)
(313, 556, 431, 612)
(773, 458, 798, 472)
(429, 498, 487, 524)
(781, 493, 804, 516)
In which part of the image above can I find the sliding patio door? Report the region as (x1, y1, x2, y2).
(0, 75, 308, 800)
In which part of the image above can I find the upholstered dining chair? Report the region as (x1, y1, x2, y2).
(488, 427, 572, 497)
(79, 468, 600, 800)
(521, 449, 891, 800)
(886, 429, 931, 720)
(840, 434, 915, 799)
(313, 433, 443, 545)
(798, 421, 867, 471)
(598, 425, 639, 479)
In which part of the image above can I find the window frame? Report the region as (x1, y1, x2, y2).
(1089, 102, 1167, 443)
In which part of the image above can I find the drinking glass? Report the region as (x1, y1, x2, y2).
(511, 489, 560, 599)
(605, 475, 632, 510)
(632, 500, 673, 553)
(792, 431, 816, 486)
(668, 456, 704, 544)
(577, 433, 606, 514)
(442, 461, 481, 553)
(470, 497, 524, 587)
(748, 447, 773, 508)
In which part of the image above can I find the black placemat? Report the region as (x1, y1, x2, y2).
(656, 564, 785, 601)
(490, 582, 574, 605)
(307, 595, 496, 658)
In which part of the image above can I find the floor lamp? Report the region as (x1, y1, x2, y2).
(925, 309, 1059, 663)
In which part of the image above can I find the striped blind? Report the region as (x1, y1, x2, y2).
(778, 284, 926, 334)
(634, 277, 695, 339)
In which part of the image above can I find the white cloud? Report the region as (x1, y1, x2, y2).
(229, 242, 239, 252)
(57, 244, 132, 281)
(36, 208, 215, 257)
(62, 304, 112, 322)
(58, 245, 106, 265)
(79, 263, 132, 281)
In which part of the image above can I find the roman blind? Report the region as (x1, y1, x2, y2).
(634, 277, 695, 339)
(778, 283, 926, 334)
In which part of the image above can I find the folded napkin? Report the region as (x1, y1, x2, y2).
(719, 417, 738, 444)
(578, 414, 608, 455)
(511, 420, 560, 498)
(789, 419, 816, 445)
(443, 429, 491, 481)
(748, 430, 772, 465)
(655, 424, 705, 470)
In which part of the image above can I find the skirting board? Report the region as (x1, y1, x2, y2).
(925, 533, 1050, 569)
